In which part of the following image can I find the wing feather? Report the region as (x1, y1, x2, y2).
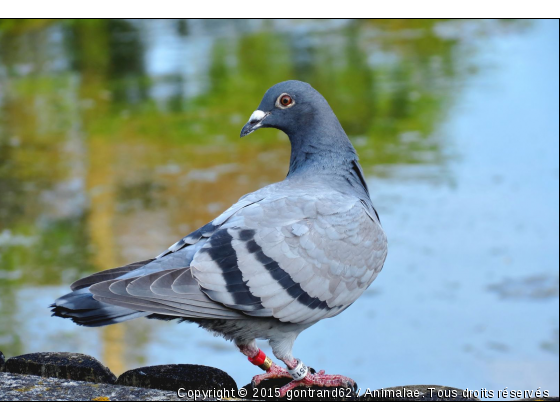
(191, 185, 387, 324)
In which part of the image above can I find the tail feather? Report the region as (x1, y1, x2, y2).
(51, 288, 149, 327)
(52, 260, 154, 327)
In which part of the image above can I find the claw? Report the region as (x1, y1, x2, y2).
(277, 372, 356, 398)
(251, 364, 292, 387)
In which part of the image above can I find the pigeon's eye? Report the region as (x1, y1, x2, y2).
(276, 93, 294, 109)
(280, 95, 292, 106)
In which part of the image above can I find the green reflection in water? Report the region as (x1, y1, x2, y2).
(0, 19, 528, 373)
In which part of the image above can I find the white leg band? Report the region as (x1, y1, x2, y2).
(287, 359, 308, 381)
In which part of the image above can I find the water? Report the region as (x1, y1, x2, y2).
(0, 19, 558, 399)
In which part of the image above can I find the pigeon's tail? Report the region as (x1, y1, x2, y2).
(51, 259, 155, 327)
(51, 288, 148, 327)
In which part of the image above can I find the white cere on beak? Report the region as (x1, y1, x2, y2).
(240, 109, 270, 137)
(248, 110, 266, 124)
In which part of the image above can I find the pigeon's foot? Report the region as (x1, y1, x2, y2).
(278, 370, 356, 398)
(251, 364, 292, 387)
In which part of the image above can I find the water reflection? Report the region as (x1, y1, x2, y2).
(0, 19, 557, 398)
(0, 18, 471, 287)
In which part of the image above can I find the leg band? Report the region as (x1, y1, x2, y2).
(287, 359, 309, 381)
(248, 349, 273, 371)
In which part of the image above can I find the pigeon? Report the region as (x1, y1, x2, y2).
(52, 80, 388, 396)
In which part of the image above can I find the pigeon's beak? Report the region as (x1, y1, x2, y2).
(240, 110, 269, 138)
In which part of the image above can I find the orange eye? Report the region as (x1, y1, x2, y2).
(280, 95, 292, 106)
(277, 93, 294, 108)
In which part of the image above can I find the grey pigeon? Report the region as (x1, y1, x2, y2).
(52, 80, 388, 395)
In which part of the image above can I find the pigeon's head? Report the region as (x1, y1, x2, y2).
(240, 80, 335, 139)
(240, 80, 359, 180)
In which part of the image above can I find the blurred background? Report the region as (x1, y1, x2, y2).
(0, 19, 558, 399)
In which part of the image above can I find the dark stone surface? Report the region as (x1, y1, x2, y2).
(0, 351, 5, 372)
(242, 375, 358, 401)
(5, 352, 116, 384)
(359, 384, 480, 401)
(0, 372, 192, 401)
(2, 371, 558, 401)
(116, 364, 237, 393)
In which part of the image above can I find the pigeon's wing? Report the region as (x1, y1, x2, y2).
(192, 188, 388, 324)
(88, 267, 247, 319)
(70, 259, 156, 291)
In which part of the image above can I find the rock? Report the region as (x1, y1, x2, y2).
(0, 351, 5, 372)
(5, 352, 116, 384)
(242, 374, 358, 401)
(116, 364, 237, 393)
(0, 372, 192, 401)
(2, 370, 557, 402)
(359, 384, 480, 401)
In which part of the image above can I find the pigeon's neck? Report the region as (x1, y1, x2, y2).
(285, 123, 371, 199)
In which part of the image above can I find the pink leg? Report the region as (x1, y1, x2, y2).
(238, 343, 355, 398)
(276, 357, 356, 398)
(251, 364, 292, 387)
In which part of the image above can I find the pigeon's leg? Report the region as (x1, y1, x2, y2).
(276, 356, 356, 398)
(251, 364, 294, 387)
(236, 340, 292, 386)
